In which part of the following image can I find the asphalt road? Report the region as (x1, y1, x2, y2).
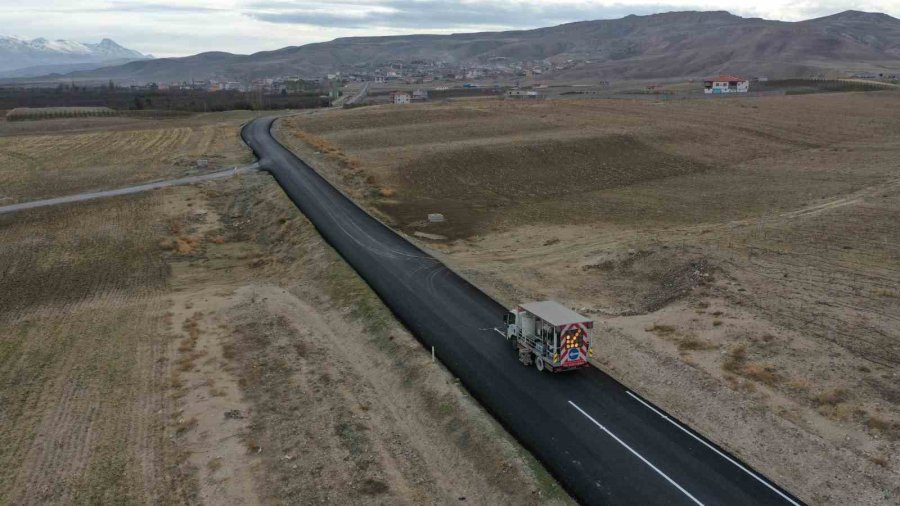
(242, 116, 806, 506)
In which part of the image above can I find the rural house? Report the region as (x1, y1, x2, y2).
(390, 91, 411, 104)
(704, 75, 749, 93)
(506, 89, 539, 99)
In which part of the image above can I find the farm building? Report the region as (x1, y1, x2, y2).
(704, 75, 749, 94)
(390, 91, 411, 104)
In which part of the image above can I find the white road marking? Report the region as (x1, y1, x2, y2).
(625, 391, 801, 506)
(568, 400, 705, 506)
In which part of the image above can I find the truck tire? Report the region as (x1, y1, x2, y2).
(535, 356, 545, 372)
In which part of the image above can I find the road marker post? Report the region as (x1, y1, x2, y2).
(432, 346, 435, 363)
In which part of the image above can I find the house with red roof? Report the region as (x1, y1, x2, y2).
(703, 75, 749, 94)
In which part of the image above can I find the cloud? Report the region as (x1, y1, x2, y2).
(731, 0, 899, 20)
(245, 0, 699, 30)
(102, 2, 226, 13)
(0, 1, 226, 15)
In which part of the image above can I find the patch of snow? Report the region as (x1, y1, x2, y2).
(0, 35, 149, 73)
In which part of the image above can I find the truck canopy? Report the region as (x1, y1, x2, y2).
(518, 301, 591, 327)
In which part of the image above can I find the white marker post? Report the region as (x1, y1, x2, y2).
(432, 346, 435, 363)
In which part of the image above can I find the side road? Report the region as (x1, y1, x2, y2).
(0, 164, 258, 215)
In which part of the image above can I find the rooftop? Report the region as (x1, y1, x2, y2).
(519, 301, 591, 326)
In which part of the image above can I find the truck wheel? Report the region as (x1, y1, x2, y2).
(535, 356, 545, 372)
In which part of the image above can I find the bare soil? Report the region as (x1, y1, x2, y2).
(276, 92, 900, 506)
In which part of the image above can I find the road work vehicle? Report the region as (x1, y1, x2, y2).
(504, 301, 593, 372)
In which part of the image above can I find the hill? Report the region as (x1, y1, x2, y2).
(36, 10, 900, 82)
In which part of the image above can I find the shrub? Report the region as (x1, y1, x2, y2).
(6, 106, 117, 122)
(740, 363, 780, 386)
(813, 388, 849, 407)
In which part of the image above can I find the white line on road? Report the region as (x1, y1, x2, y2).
(625, 391, 801, 506)
(568, 400, 705, 506)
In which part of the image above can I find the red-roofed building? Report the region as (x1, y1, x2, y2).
(703, 75, 749, 94)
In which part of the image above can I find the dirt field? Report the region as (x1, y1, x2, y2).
(0, 111, 263, 204)
(0, 193, 191, 504)
(0, 115, 569, 504)
(276, 92, 900, 505)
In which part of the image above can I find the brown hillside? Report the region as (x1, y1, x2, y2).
(56, 10, 900, 83)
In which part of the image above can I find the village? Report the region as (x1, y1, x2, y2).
(111, 57, 564, 97)
(123, 66, 898, 108)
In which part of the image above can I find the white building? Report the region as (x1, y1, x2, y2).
(465, 68, 484, 79)
(506, 89, 539, 99)
(703, 75, 749, 94)
(390, 91, 411, 104)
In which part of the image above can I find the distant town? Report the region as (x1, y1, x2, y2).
(110, 55, 900, 104)
(112, 57, 576, 95)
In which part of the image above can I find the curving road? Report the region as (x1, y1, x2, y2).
(242, 116, 806, 506)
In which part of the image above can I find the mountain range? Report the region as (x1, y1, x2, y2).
(0, 37, 151, 77)
(15, 10, 900, 83)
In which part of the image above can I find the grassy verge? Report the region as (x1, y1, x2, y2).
(212, 173, 574, 503)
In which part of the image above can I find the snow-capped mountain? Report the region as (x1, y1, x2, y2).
(0, 36, 151, 74)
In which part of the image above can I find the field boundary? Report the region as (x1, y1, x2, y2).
(0, 163, 258, 214)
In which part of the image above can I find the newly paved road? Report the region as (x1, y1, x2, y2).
(242, 116, 805, 506)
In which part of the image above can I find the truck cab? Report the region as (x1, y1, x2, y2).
(505, 301, 593, 372)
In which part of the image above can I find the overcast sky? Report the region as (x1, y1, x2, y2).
(2, 0, 899, 57)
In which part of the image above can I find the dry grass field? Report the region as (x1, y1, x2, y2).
(276, 92, 900, 506)
(0, 193, 191, 505)
(0, 111, 262, 204)
(0, 115, 568, 505)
